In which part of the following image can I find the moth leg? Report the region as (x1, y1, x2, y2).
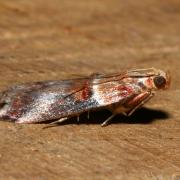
(87, 111, 90, 119)
(126, 91, 155, 116)
(77, 116, 80, 122)
(101, 113, 116, 127)
(105, 92, 154, 126)
(43, 117, 69, 128)
(49, 117, 68, 125)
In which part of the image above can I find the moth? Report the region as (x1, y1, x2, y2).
(0, 68, 170, 126)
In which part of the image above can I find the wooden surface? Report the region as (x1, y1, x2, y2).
(0, 0, 180, 179)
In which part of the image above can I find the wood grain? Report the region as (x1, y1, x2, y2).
(0, 0, 179, 179)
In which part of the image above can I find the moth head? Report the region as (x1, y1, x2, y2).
(135, 68, 170, 91)
(143, 69, 170, 91)
(152, 70, 170, 90)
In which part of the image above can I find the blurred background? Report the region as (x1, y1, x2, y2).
(0, 0, 179, 179)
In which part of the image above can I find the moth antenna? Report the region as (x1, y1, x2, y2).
(101, 114, 116, 127)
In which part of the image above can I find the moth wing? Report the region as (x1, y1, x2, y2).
(0, 78, 95, 123)
(0, 71, 140, 124)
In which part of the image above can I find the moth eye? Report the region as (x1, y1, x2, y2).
(153, 76, 166, 89)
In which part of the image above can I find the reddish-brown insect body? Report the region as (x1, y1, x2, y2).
(0, 68, 170, 126)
